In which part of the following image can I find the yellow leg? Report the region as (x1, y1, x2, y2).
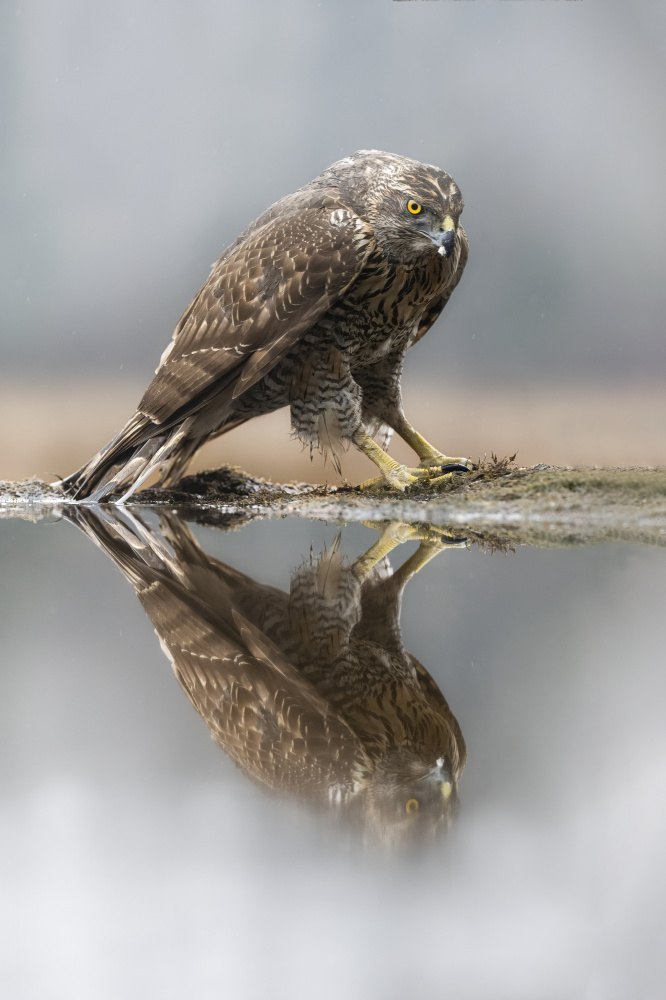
(353, 522, 467, 579)
(353, 523, 419, 577)
(392, 541, 452, 584)
(392, 415, 472, 471)
(353, 432, 458, 492)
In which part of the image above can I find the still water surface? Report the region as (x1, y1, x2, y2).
(1, 511, 665, 999)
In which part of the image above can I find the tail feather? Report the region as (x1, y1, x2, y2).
(109, 418, 197, 503)
(57, 413, 148, 496)
(56, 409, 186, 502)
(86, 435, 168, 502)
(56, 364, 254, 501)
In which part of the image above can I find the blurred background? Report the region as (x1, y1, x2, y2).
(2, 0, 665, 484)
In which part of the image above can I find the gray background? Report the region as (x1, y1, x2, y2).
(3, 0, 665, 386)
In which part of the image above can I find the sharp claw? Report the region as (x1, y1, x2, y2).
(438, 463, 471, 474)
(418, 455, 472, 472)
(358, 463, 466, 493)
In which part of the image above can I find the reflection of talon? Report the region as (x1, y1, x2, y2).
(361, 522, 421, 545)
(408, 524, 468, 548)
(353, 520, 468, 577)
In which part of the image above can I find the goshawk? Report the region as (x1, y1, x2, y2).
(61, 150, 470, 501)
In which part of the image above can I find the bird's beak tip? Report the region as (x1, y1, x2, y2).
(433, 224, 456, 259)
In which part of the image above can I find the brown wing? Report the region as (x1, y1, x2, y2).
(139, 204, 374, 423)
(409, 224, 469, 349)
(408, 653, 467, 773)
(149, 595, 372, 797)
(69, 507, 372, 796)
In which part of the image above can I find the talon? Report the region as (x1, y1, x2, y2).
(439, 462, 471, 475)
(418, 454, 472, 472)
(363, 464, 468, 492)
(423, 471, 467, 488)
(352, 432, 470, 493)
(358, 467, 415, 492)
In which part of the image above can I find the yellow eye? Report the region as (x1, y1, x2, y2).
(405, 798, 419, 814)
(407, 200, 422, 215)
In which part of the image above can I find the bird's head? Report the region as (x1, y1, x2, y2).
(346, 748, 461, 847)
(334, 151, 465, 267)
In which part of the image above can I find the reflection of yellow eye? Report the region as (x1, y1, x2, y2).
(405, 798, 419, 814)
(407, 200, 422, 215)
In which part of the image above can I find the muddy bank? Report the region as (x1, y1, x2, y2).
(2, 461, 666, 547)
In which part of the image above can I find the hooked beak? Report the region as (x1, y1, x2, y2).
(430, 215, 457, 258)
(430, 756, 455, 800)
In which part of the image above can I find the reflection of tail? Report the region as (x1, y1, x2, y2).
(56, 411, 204, 503)
(66, 504, 184, 592)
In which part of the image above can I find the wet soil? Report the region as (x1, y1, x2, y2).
(2, 459, 666, 548)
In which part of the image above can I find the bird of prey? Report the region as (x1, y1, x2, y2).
(69, 508, 467, 845)
(60, 150, 470, 502)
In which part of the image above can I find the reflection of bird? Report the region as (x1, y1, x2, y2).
(71, 509, 466, 844)
(60, 150, 470, 502)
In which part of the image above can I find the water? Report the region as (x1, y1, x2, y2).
(1, 510, 665, 999)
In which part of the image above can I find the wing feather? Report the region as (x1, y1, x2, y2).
(150, 597, 372, 795)
(408, 653, 467, 773)
(69, 507, 371, 797)
(139, 205, 374, 423)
